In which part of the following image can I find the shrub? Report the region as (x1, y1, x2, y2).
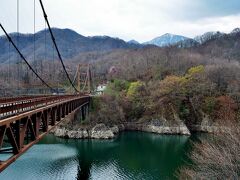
(105, 79, 130, 96)
(127, 81, 144, 98)
(187, 65, 204, 76)
(179, 126, 240, 179)
(112, 79, 130, 92)
(158, 75, 186, 97)
(213, 96, 238, 123)
(179, 103, 190, 120)
(202, 97, 217, 114)
(90, 96, 101, 112)
(89, 94, 125, 125)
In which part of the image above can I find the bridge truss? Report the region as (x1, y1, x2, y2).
(0, 0, 94, 172)
(0, 95, 90, 172)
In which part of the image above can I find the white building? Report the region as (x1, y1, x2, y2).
(96, 84, 106, 95)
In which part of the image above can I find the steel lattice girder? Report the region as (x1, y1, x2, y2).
(0, 95, 90, 172)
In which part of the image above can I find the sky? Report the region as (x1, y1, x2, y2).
(0, 0, 240, 42)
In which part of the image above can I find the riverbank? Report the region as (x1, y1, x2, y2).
(51, 118, 192, 139)
(51, 116, 234, 139)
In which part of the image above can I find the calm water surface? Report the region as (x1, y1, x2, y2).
(0, 132, 198, 180)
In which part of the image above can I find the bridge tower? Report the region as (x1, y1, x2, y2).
(77, 63, 92, 94)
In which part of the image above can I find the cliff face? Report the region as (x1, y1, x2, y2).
(51, 109, 236, 139)
(52, 124, 118, 139)
(51, 119, 191, 139)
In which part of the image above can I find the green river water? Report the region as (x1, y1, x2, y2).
(0, 131, 199, 180)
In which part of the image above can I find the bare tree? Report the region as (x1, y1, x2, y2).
(179, 126, 240, 179)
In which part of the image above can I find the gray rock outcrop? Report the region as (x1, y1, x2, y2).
(143, 123, 190, 135)
(53, 127, 89, 139)
(52, 123, 118, 139)
(140, 119, 190, 135)
(90, 123, 115, 139)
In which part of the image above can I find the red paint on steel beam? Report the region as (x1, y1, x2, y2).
(0, 96, 90, 172)
(0, 96, 89, 126)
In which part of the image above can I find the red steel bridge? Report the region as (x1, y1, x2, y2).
(0, 0, 93, 172)
(0, 95, 91, 172)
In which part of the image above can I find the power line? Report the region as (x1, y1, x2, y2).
(39, 0, 79, 93)
(0, 24, 56, 93)
(65, 66, 78, 92)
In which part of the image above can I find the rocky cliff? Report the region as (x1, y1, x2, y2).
(51, 119, 191, 139)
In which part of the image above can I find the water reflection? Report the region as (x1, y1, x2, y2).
(0, 132, 192, 180)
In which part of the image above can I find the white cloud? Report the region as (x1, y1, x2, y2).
(0, 0, 240, 42)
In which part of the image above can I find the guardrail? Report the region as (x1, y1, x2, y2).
(0, 95, 79, 119)
(0, 95, 91, 172)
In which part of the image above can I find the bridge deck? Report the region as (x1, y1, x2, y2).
(0, 95, 90, 172)
(0, 95, 80, 119)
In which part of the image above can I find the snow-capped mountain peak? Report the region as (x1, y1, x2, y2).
(143, 33, 190, 47)
(194, 31, 225, 44)
(231, 28, 240, 34)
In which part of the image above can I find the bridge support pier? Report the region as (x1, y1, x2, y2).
(81, 106, 86, 121)
(70, 103, 90, 122)
(81, 103, 90, 121)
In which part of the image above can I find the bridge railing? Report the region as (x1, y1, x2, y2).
(0, 95, 80, 119)
(0, 95, 90, 172)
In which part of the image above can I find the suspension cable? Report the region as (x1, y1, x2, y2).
(39, 0, 79, 93)
(0, 24, 56, 93)
(44, 21, 46, 65)
(33, 0, 36, 68)
(52, 39, 54, 82)
(17, 0, 20, 94)
(65, 66, 78, 92)
(81, 70, 88, 92)
(8, 41, 10, 84)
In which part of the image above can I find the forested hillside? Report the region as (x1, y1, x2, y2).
(0, 29, 239, 129)
(86, 32, 240, 129)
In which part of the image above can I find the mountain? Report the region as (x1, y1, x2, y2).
(2, 27, 239, 64)
(175, 39, 200, 48)
(195, 28, 240, 60)
(175, 28, 240, 48)
(230, 28, 240, 35)
(0, 28, 142, 64)
(143, 33, 190, 47)
(177, 28, 239, 48)
(128, 40, 140, 45)
(194, 31, 225, 44)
